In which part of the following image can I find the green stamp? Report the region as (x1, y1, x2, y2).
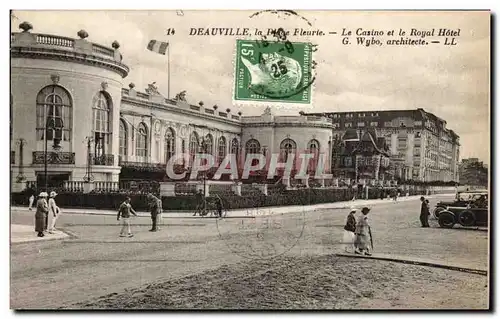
(234, 39, 313, 104)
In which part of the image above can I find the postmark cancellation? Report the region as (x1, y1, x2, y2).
(233, 39, 314, 107)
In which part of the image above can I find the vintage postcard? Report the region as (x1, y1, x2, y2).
(9, 10, 490, 310)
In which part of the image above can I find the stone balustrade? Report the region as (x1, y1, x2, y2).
(11, 27, 129, 78)
(121, 87, 241, 122)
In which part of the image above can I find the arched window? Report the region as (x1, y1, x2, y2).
(164, 127, 176, 163)
(230, 138, 239, 155)
(245, 139, 261, 155)
(92, 92, 111, 157)
(36, 85, 72, 141)
(217, 136, 227, 163)
(119, 119, 128, 156)
(280, 138, 297, 162)
(308, 139, 320, 152)
(135, 122, 148, 157)
(307, 139, 320, 172)
(204, 134, 213, 155)
(189, 131, 199, 157)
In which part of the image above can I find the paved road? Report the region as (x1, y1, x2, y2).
(10, 195, 488, 309)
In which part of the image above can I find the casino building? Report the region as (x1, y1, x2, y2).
(10, 23, 334, 193)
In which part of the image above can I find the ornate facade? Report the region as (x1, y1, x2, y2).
(10, 24, 333, 192)
(308, 109, 461, 182)
(331, 128, 391, 183)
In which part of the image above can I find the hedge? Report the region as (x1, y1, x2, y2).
(11, 188, 359, 211)
(11, 186, 432, 212)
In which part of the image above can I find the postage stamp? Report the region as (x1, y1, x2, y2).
(234, 39, 313, 105)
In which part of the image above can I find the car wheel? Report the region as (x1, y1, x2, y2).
(438, 211, 455, 228)
(433, 206, 446, 219)
(458, 210, 476, 227)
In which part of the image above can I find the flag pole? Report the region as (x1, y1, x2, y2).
(167, 43, 171, 100)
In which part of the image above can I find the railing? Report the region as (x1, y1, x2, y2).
(119, 158, 166, 168)
(94, 181, 119, 191)
(174, 183, 197, 195)
(219, 112, 228, 118)
(90, 154, 114, 166)
(205, 109, 214, 114)
(119, 180, 160, 193)
(32, 151, 75, 165)
(190, 105, 200, 111)
(136, 92, 149, 99)
(11, 32, 129, 78)
(63, 181, 86, 192)
(36, 34, 75, 48)
(231, 115, 240, 120)
(92, 43, 114, 58)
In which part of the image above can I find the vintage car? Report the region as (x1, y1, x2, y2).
(432, 190, 488, 219)
(437, 195, 488, 228)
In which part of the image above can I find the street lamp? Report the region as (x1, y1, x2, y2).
(44, 117, 62, 192)
(83, 136, 95, 182)
(199, 136, 211, 194)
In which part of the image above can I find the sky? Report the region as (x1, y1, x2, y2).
(11, 10, 490, 163)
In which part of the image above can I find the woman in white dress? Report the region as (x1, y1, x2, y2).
(342, 208, 357, 253)
(47, 191, 60, 233)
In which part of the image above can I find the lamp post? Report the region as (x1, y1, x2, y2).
(44, 117, 60, 192)
(198, 135, 212, 215)
(83, 136, 95, 182)
(16, 138, 26, 183)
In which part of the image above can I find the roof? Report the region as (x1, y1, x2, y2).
(341, 128, 390, 156)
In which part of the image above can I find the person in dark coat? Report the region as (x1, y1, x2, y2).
(35, 192, 49, 237)
(193, 189, 205, 216)
(214, 195, 224, 218)
(420, 196, 430, 227)
(147, 193, 162, 232)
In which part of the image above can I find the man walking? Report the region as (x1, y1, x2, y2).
(147, 193, 163, 232)
(420, 196, 430, 227)
(117, 197, 138, 237)
(193, 189, 205, 216)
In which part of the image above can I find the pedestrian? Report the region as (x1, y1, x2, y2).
(35, 192, 49, 237)
(28, 194, 35, 211)
(147, 193, 163, 232)
(393, 189, 398, 202)
(193, 189, 204, 216)
(420, 196, 430, 227)
(214, 195, 224, 218)
(354, 207, 373, 256)
(117, 197, 138, 238)
(47, 191, 60, 234)
(342, 208, 357, 253)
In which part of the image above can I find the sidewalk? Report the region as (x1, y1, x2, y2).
(11, 194, 452, 218)
(11, 224, 70, 244)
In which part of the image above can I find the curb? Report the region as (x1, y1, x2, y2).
(11, 194, 451, 218)
(10, 232, 72, 245)
(335, 253, 487, 276)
